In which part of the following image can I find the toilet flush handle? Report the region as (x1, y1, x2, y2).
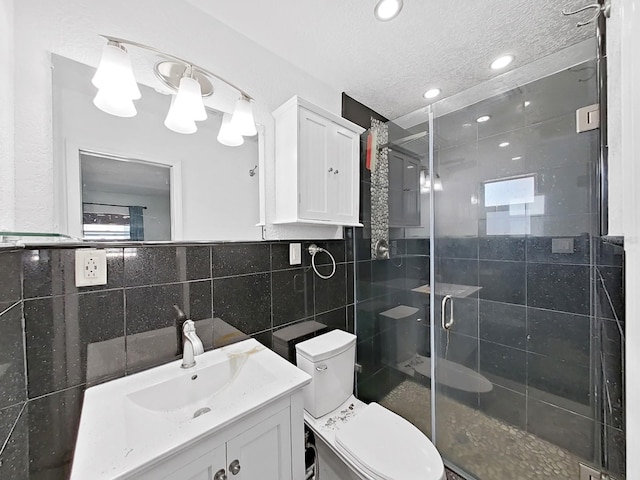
(316, 364, 328, 372)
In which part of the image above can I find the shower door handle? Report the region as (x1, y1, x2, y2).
(441, 294, 454, 330)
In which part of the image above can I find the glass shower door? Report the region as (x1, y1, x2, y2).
(429, 54, 618, 479)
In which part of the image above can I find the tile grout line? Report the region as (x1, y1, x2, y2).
(0, 401, 27, 457)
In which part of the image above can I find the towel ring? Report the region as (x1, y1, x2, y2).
(308, 244, 336, 280)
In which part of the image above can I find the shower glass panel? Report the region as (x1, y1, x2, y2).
(355, 118, 432, 437)
(353, 41, 624, 480)
(430, 52, 624, 479)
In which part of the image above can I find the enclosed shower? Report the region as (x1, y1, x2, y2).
(352, 36, 625, 479)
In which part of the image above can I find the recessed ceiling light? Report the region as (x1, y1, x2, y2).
(476, 115, 491, 123)
(424, 88, 441, 99)
(499, 142, 510, 148)
(512, 156, 522, 161)
(462, 123, 472, 128)
(524, 101, 531, 107)
(490, 55, 514, 70)
(374, 0, 404, 21)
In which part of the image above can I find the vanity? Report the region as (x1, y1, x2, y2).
(71, 339, 311, 480)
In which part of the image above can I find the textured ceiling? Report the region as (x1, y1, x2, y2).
(185, 0, 592, 119)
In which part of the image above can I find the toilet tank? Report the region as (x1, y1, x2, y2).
(295, 330, 357, 418)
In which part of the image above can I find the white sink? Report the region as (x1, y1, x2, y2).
(126, 359, 234, 413)
(71, 338, 311, 479)
(125, 351, 275, 423)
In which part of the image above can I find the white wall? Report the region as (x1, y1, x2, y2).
(618, 0, 640, 477)
(0, 0, 15, 231)
(9, 0, 343, 239)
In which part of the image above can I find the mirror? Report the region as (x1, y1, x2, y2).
(80, 152, 172, 241)
(52, 54, 264, 242)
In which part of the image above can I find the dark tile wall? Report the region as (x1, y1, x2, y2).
(595, 238, 625, 476)
(0, 239, 354, 479)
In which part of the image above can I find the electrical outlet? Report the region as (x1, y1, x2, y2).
(75, 249, 108, 287)
(289, 243, 302, 265)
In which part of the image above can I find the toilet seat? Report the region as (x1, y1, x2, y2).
(334, 403, 444, 480)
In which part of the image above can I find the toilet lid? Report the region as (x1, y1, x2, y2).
(335, 403, 444, 480)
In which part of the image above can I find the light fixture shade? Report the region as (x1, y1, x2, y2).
(92, 44, 141, 100)
(217, 113, 244, 147)
(434, 175, 444, 191)
(174, 76, 207, 122)
(231, 97, 257, 137)
(164, 95, 197, 134)
(93, 89, 137, 118)
(420, 170, 443, 193)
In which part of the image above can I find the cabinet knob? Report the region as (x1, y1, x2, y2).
(214, 469, 227, 480)
(328, 167, 333, 173)
(229, 459, 241, 475)
(334, 170, 339, 174)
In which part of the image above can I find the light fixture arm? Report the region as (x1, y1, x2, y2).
(98, 34, 255, 101)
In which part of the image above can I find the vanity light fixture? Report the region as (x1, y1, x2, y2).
(164, 67, 208, 134)
(476, 115, 491, 123)
(92, 42, 141, 117)
(92, 35, 257, 144)
(423, 88, 441, 100)
(490, 55, 514, 70)
(374, 0, 404, 21)
(217, 113, 245, 147)
(231, 95, 258, 137)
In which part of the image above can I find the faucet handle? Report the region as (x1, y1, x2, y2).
(182, 319, 196, 334)
(173, 304, 187, 321)
(183, 320, 205, 356)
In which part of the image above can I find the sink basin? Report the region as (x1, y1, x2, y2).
(127, 357, 235, 412)
(126, 350, 276, 423)
(71, 338, 311, 480)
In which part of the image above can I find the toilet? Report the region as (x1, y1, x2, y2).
(296, 330, 445, 480)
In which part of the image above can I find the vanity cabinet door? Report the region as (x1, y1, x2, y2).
(298, 107, 332, 222)
(329, 125, 359, 224)
(225, 407, 292, 480)
(159, 444, 226, 480)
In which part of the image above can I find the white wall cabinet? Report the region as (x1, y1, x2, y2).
(273, 96, 364, 226)
(135, 396, 301, 480)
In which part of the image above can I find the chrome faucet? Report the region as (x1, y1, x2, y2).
(181, 320, 204, 369)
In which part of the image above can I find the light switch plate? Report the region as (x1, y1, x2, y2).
(75, 249, 108, 287)
(289, 243, 301, 265)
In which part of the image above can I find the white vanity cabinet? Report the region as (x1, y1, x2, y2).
(70, 339, 311, 480)
(136, 398, 297, 480)
(273, 96, 364, 226)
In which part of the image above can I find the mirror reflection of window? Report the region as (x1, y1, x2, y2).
(80, 152, 172, 241)
(483, 175, 545, 235)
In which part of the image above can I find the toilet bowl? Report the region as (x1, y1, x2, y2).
(296, 330, 445, 480)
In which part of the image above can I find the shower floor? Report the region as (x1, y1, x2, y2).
(379, 379, 583, 480)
